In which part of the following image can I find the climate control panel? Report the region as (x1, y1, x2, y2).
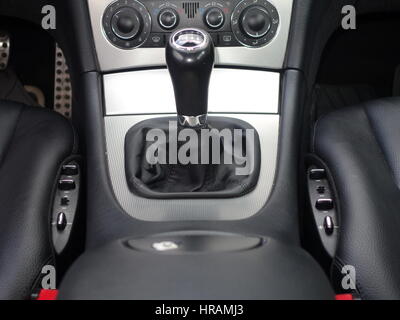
(102, 0, 280, 49)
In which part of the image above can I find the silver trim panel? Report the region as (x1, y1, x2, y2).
(104, 68, 280, 115)
(105, 113, 279, 221)
(87, 0, 293, 71)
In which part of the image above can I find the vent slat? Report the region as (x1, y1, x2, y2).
(182, 2, 199, 19)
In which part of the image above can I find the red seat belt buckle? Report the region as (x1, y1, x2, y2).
(37, 289, 59, 300)
(335, 294, 353, 300)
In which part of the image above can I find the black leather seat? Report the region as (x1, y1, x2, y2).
(313, 97, 400, 300)
(0, 100, 76, 299)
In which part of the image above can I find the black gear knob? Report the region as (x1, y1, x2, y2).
(166, 28, 214, 127)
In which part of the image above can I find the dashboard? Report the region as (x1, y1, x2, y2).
(101, 0, 280, 49)
(87, 0, 293, 71)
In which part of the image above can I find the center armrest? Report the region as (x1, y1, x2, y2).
(58, 231, 333, 300)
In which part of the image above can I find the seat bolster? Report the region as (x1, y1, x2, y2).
(0, 100, 75, 299)
(0, 100, 24, 165)
(314, 99, 400, 299)
(363, 98, 400, 187)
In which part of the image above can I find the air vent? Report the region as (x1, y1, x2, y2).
(182, 2, 199, 19)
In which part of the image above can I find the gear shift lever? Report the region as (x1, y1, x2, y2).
(125, 28, 260, 196)
(166, 28, 214, 127)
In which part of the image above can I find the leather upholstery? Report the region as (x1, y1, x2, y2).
(313, 97, 400, 299)
(0, 100, 76, 299)
(313, 84, 377, 119)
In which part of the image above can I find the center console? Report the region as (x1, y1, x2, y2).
(87, 0, 291, 221)
(56, 0, 334, 299)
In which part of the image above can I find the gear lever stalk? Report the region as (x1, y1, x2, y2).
(166, 28, 214, 127)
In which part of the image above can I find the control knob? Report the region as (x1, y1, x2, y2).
(102, 0, 151, 49)
(230, 0, 279, 48)
(205, 8, 225, 29)
(158, 8, 179, 30)
(240, 5, 271, 38)
(111, 7, 142, 40)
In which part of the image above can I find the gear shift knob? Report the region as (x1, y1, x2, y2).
(166, 28, 214, 127)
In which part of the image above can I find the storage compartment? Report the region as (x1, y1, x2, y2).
(58, 231, 333, 300)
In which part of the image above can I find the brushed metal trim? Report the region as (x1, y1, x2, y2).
(87, 0, 293, 71)
(104, 113, 279, 221)
(104, 68, 280, 115)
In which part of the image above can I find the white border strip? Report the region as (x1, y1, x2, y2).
(104, 68, 280, 115)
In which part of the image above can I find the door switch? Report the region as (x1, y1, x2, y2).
(61, 164, 78, 176)
(316, 198, 334, 211)
(52, 161, 80, 254)
(307, 166, 339, 258)
(60, 196, 70, 206)
(324, 216, 334, 235)
(58, 179, 76, 191)
(309, 168, 326, 180)
(56, 212, 67, 231)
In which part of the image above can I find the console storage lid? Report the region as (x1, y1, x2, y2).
(58, 231, 334, 300)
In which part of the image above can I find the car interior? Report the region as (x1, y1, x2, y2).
(1, 0, 400, 300)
